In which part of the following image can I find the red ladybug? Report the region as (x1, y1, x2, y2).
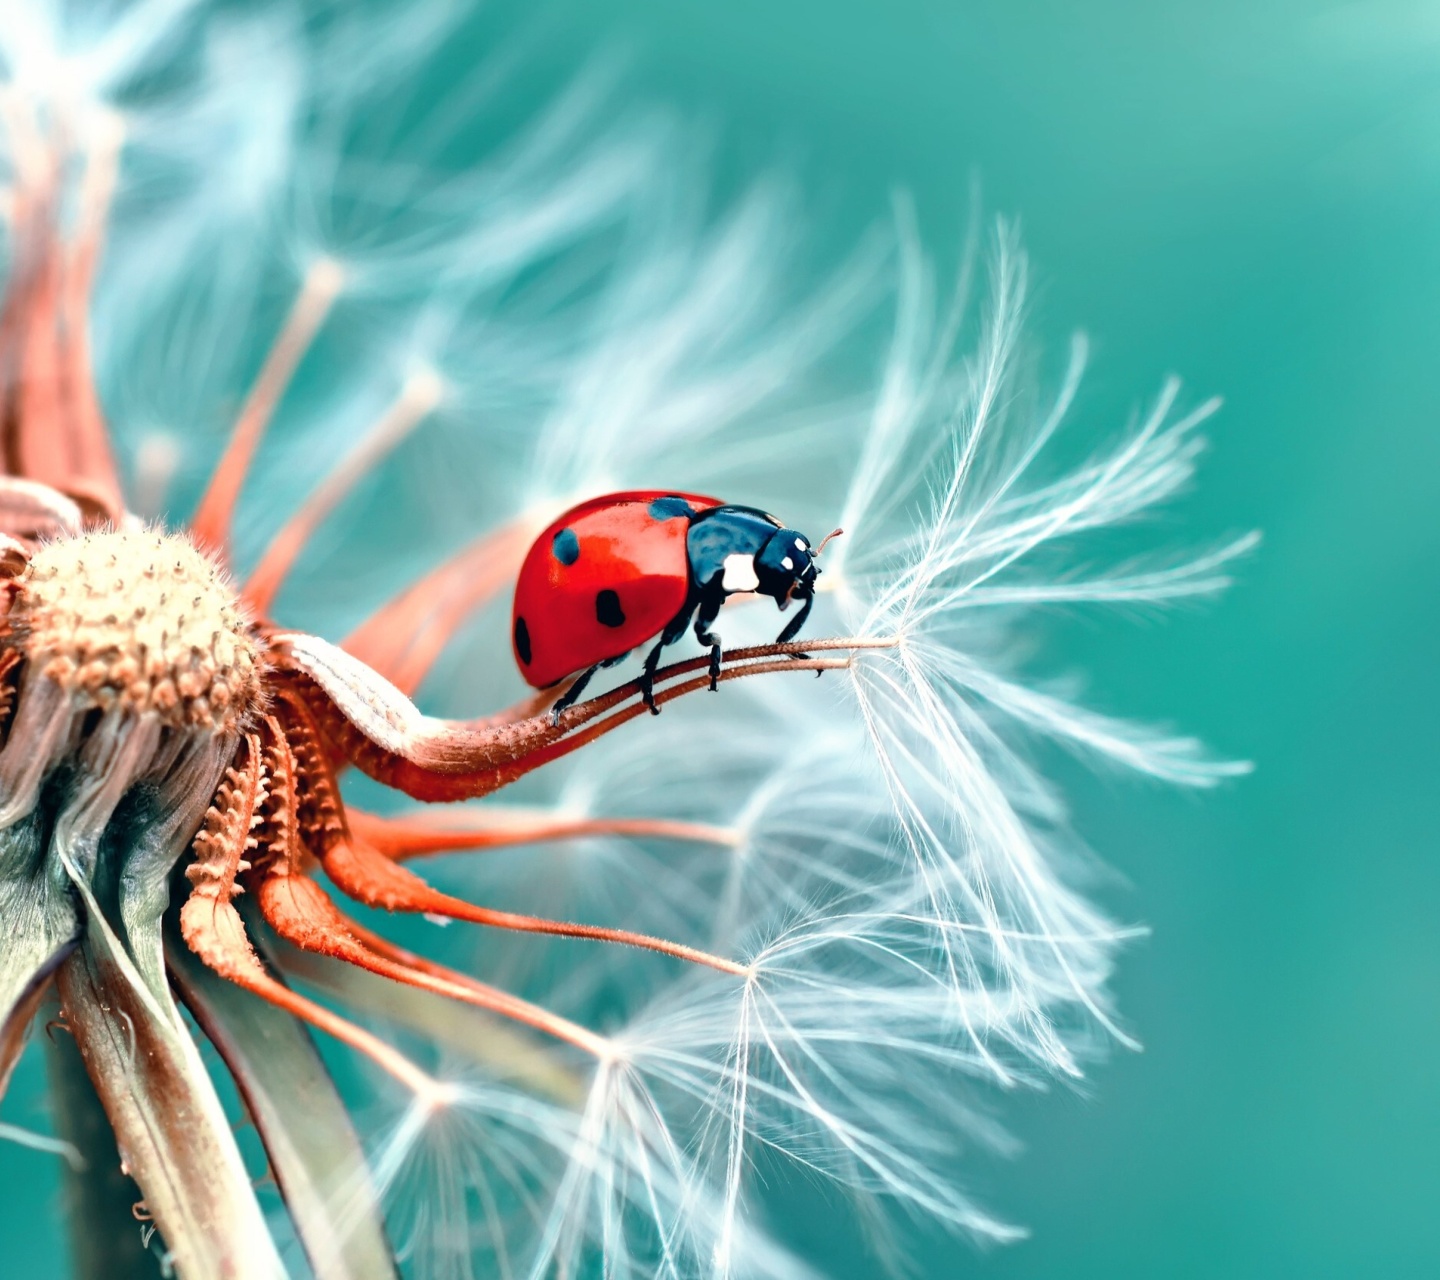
(512, 490, 835, 717)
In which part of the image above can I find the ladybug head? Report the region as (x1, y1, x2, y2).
(754, 528, 822, 608)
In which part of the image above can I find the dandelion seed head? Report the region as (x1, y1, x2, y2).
(13, 528, 260, 730)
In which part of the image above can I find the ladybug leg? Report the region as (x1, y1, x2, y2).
(548, 663, 600, 725)
(775, 593, 822, 677)
(642, 607, 695, 714)
(774, 591, 815, 652)
(693, 593, 725, 692)
(640, 640, 666, 714)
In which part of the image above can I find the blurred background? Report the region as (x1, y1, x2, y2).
(7, 1, 1439, 1276)
(480, 2, 1440, 1276)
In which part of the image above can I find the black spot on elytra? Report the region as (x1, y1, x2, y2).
(595, 589, 625, 628)
(552, 527, 580, 565)
(513, 615, 532, 665)
(648, 496, 694, 521)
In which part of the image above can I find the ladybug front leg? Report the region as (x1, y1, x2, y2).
(775, 591, 815, 650)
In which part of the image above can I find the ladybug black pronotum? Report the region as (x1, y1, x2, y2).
(512, 491, 838, 718)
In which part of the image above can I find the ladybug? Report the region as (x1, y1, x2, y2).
(512, 490, 838, 719)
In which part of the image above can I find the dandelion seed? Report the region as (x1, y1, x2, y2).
(0, 2, 1250, 1278)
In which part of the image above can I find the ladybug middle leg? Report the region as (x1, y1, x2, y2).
(693, 592, 725, 692)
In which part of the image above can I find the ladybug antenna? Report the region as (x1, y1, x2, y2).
(814, 527, 844, 557)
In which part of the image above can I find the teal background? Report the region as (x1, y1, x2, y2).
(4, 2, 1437, 1276)
(506, 3, 1440, 1276)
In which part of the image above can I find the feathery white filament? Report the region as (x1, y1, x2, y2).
(0, 2, 1251, 1277)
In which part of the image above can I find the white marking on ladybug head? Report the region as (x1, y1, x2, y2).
(781, 556, 794, 570)
(795, 538, 808, 551)
(721, 552, 760, 593)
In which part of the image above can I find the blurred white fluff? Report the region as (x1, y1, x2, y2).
(413, 208, 1256, 1275)
(1, 2, 1254, 1278)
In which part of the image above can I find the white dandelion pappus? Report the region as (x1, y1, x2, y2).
(0, 1, 1252, 1278)
(355, 232, 1253, 1277)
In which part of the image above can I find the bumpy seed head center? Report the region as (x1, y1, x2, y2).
(11, 529, 261, 732)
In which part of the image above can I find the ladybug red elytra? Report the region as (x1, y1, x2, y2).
(512, 490, 838, 718)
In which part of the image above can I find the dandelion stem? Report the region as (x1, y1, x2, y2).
(190, 259, 345, 557)
(320, 834, 749, 976)
(346, 806, 739, 859)
(55, 113, 125, 517)
(165, 924, 398, 1280)
(41, 996, 163, 1280)
(243, 370, 443, 614)
(544, 638, 894, 732)
(257, 872, 622, 1055)
(272, 631, 881, 803)
(343, 921, 614, 1060)
(0, 112, 126, 522)
(341, 516, 542, 695)
(553, 657, 853, 749)
(197, 941, 444, 1100)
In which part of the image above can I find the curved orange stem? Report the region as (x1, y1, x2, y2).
(341, 516, 542, 696)
(190, 259, 344, 557)
(321, 835, 748, 976)
(243, 371, 441, 614)
(346, 806, 738, 860)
